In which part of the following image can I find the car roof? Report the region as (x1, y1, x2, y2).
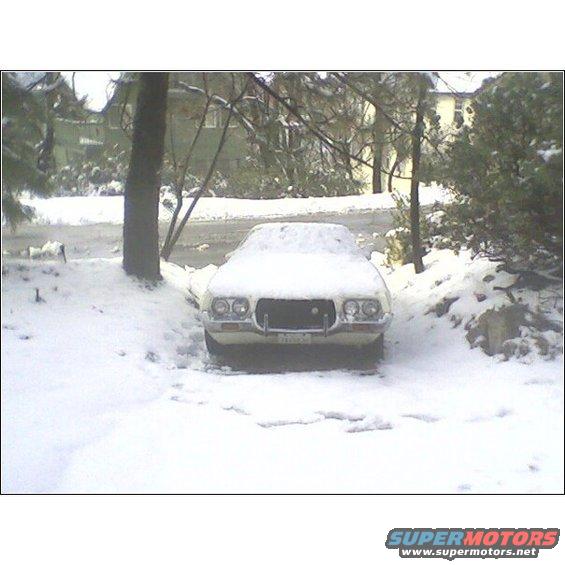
(236, 222, 359, 255)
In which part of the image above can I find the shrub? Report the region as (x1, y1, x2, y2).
(384, 193, 434, 266)
(435, 72, 563, 271)
(213, 159, 364, 200)
(52, 147, 129, 196)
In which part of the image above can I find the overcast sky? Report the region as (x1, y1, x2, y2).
(61, 72, 121, 111)
(61, 71, 499, 112)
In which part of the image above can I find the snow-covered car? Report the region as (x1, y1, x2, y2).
(201, 222, 393, 359)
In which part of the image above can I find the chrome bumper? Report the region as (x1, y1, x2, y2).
(202, 312, 393, 336)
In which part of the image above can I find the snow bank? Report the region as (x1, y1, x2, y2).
(1, 258, 200, 493)
(381, 248, 563, 358)
(185, 264, 218, 303)
(21, 186, 449, 226)
(1, 249, 562, 494)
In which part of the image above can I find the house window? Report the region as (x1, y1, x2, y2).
(228, 115, 238, 128)
(454, 98, 465, 128)
(204, 109, 218, 128)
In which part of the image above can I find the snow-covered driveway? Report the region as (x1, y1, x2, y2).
(1, 255, 562, 493)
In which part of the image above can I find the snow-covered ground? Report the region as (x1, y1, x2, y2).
(21, 186, 448, 226)
(1, 250, 562, 493)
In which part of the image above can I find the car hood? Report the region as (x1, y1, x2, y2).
(207, 252, 389, 300)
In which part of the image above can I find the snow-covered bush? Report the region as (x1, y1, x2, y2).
(52, 148, 129, 196)
(384, 193, 434, 266)
(434, 72, 563, 272)
(219, 159, 363, 199)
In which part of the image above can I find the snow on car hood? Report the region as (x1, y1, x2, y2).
(207, 252, 389, 300)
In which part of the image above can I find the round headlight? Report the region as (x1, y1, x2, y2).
(232, 298, 249, 317)
(362, 300, 381, 318)
(343, 300, 360, 316)
(212, 298, 230, 316)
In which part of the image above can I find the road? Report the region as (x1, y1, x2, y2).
(2, 210, 396, 268)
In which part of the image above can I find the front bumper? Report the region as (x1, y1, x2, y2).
(202, 311, 393, 346)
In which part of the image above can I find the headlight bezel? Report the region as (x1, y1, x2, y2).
(343, 298, 383, 320)
(211, 298, 230, 317)
(343, 299, 360, 317)
(361, 299, 381, 318)
(232, 298, 250, 317)
(210, 297, 251, 319)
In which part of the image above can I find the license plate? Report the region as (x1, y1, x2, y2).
(277, 333, 312, 344)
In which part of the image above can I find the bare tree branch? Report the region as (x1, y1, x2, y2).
(161, 76, 249, 260)
(161, 81, 213, 256)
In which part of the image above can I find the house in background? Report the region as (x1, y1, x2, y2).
(386, 88, 475, 193)
(53, 117, 105, 165)
(53, 72, 249, 175)
(52, 72, 487, 193)
(355, 77, 478, 194)
(8, 72, 103, 169)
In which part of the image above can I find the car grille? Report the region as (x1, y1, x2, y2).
(255, 299, 337, 331)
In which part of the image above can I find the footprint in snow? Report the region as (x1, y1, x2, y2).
(317, 411, 365, 422)
(257, 417, 322, 428)
(170, 395, 208, 406)
(223, 405, 250, 416)
(468, 408, 512, 422)
(402, 413, 440, 423)
(346, 417, 393, 433)
(457, 484, 472, 492)
(524, 378, 554, 386)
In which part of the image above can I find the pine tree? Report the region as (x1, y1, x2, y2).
(1, 73, 51, 229)
(437, 72, 563, 270)
(2, 72, 87, 229)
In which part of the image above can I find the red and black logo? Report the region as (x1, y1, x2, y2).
(385, 528, 560, 560)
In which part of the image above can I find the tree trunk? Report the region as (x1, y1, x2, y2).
(123, 73, 169, 280)
(371, 107, 384, 193)
(409, 78, 426, 274)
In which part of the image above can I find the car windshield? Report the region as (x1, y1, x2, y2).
(235, 223, 360, 256)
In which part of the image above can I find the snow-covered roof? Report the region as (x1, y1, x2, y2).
(434, 72, 501, 95)
(236, 223, 360, 256)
